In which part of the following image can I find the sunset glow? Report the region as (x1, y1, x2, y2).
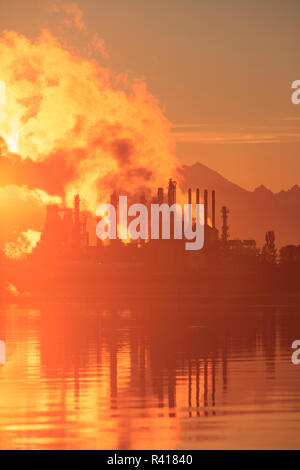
(0, 0, 300, 455)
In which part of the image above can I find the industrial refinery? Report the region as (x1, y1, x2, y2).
(32, 178, 258, 266)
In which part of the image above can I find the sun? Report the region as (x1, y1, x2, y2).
(0, 80, 20, 154)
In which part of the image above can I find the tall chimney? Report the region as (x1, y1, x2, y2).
(110, 191, 118, 227)
(140, 192, 146, 205)
(157, 187, 164, 205)
(221, 206, 229, 244)
(188, 188, 192, 204)
(212, 190, 216, 228)
(168, 179, 176, 206)
(110, 191, 118, 209)
(204, 189, 208, 225)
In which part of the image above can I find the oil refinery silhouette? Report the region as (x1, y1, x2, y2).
(1, 178, 300, 301)
(35, 179, 246, 258)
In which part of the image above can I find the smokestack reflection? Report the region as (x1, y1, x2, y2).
(4, 299, 285, 450)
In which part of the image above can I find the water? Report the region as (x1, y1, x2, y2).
(0, 300, 300, 450)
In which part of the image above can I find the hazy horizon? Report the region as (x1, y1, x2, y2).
(1, 0, 300, 191)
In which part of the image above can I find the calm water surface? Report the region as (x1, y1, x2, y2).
(0, 300, 300, 450)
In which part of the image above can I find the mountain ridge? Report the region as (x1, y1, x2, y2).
(179, 162, 300, 247)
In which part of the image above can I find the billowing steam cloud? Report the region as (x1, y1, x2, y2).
(50, 0, 86, 32)
(4, 229, 41, 260)
(0, 29, 180, 215)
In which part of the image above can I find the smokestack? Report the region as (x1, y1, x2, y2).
(140, 192, 146, 205)
(157, 187, 164, 205)
(196, 188, 200, 205)
(221, 206, 229, 244)
(204, 189, 208, 225)
(188, 188, 192, 204)
(168, 179, 176, 206)
(110, 191, 119, 231)
(110, 191, 118, 209)
(212, 190, 216, 228)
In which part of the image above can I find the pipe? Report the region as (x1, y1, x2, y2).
(212, 190, 216, 228)
(204, 189, 208, 225)
(157, 187, 164, 205)
(168, 179, 176, 206)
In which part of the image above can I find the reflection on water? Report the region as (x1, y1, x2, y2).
(0, 300, 300, 449)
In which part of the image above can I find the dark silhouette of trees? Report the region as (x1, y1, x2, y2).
(279, 245, 300, 266)
(261, 230, 277, 264)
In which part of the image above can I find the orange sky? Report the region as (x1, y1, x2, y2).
(0, 0, 300, 191)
